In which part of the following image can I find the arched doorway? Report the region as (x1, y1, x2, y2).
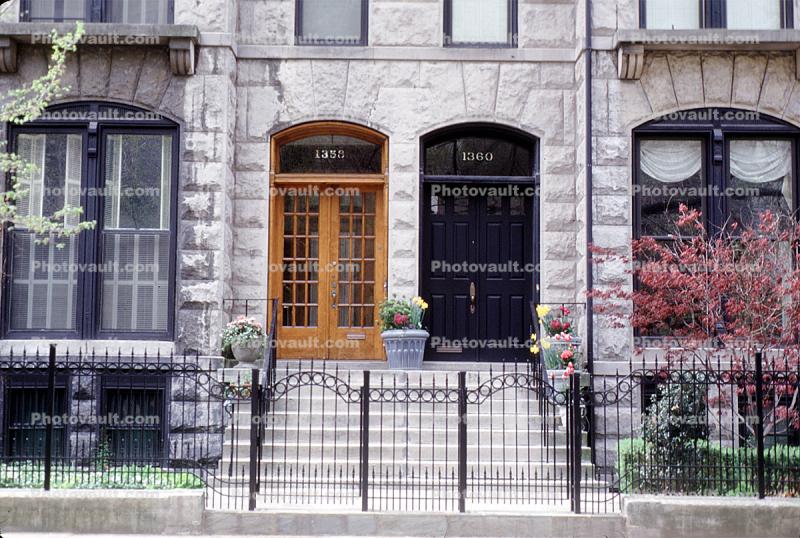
(420, 124, 539, 362)
(269, 122, 388, 360)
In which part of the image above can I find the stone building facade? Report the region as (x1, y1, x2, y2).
(0, 0, 797, 373)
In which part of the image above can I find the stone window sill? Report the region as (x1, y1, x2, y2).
(0, 22, 198, 75)
(0, 339, 176, 358)
(613, 29, 800, 80)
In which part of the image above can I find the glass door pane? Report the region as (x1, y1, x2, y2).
(336, 192, 377, 328)
(281, 194, 321, 328)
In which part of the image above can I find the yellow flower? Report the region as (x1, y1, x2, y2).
(536, 305, 551, 320)
(542, 340, 551, 350)
(421, 301, 429, 310)
(530, 333, 537, 342)
(530, 344, 540, 355)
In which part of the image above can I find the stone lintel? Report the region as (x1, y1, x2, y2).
(614, 29, 800, 80)
(0, 23, 199, 76)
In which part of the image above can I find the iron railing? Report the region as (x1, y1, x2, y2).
(579, 351, 800, 513)
(2, 345, 798, 513)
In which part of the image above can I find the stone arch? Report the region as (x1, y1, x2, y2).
(12, 45, 188, 125)
(629, 52, 800, 134)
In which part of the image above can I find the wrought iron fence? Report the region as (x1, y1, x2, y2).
(579, 351, 800, 513)
(0, 345, 259, 510)
(257, 361, 583, 512)
(1, 344, 798, 514)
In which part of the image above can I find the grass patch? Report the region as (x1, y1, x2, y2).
(0, 463, 204, 489)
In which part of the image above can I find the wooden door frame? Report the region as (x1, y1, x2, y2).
(268, 121, 389, 360)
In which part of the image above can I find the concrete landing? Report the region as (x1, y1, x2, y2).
(203, 509, 624, 537)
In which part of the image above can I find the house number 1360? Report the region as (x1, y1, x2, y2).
(316, 149, 346, 159)
(462, 151, 494, 162)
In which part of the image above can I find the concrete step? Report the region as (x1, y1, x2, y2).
(224, 441, 592, 461)
(261, 394, 547, 412)
(219, 459, 596, 477)
(233, 411, 565, 429)
(228, 425, 585, 445)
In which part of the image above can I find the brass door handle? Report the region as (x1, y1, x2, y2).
(331, 280, 337, 308)
(469, 282, 476, 314)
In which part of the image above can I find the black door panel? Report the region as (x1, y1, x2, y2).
(422, 187, 534, 361)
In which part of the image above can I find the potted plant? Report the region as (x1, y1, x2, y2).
(534, 305, 583, 389)
(379, 296, 429, 369)
(221, 316, 265, 365)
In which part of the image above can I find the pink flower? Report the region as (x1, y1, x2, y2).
(393, 313, 409, 327)
(562, 362, 575, 379)
(561, 349, 574, 361)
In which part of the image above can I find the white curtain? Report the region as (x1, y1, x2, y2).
(645, 0, 701, 29)
(729, 139, 792, 204)
(727, 0, 782, 30)
(640, 139, 703, 183)
(452, 0, 508, 44)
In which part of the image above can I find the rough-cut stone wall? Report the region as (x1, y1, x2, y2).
(229, 57, 582, 316)
(0, 0, 239, 356)
(229, 0, 587, 334)
(0, 0, 19, 22)
(592, 50, 800, 364)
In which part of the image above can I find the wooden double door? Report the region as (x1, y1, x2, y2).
(421, 186, 535, 361)
(270, 186, 386, 359)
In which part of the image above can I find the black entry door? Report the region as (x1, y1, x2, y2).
(422, 186, 535, 361)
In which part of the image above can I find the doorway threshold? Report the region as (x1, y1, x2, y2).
(275, 360, 527, 372)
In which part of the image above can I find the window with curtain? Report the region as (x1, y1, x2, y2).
(446, 0, 514, 46)
(106, 0, 171, 24)
(22, 0, 172, 23)
(296, 0, 366, 46)
(641, 0, 792, 29)
(728, 139, 793, 226)
(636, 136, 796, 236)
(638, 139, 705, 237)
(726, 0, 783, 29)
(644, 0, 701, 29)
(100, 134, 172, 333)
(4, 103, 177, 339)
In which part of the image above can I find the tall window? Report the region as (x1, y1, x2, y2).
(641, 0, 793, 29)
(295, 0, 368, 46)
(445, 0, 517, 47)
(21, 0, 173, 23)
(634, 109, 798, 237)
(4, 103, 178, 339)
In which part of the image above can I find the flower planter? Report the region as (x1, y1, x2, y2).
(381, 329, 429, 370)
(231, 342, 263, 365)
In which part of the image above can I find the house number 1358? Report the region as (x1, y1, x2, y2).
(316, 149, 346, 159)
(462, 151, 494, 162)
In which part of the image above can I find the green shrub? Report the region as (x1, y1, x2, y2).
(0, 463, 204, 489)
(618, 438, 800, 496)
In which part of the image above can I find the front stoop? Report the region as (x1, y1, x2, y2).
(203, 510, 625, 538)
